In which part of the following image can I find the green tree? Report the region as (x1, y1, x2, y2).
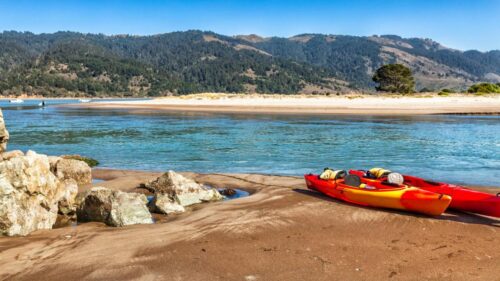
(372, 64, 415, 93)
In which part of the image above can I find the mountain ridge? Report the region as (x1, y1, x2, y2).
(0, 30, 498, 97)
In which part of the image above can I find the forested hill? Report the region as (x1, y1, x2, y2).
(0, 30, 498, 97)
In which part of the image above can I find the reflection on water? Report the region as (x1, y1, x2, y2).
(2, 101, 500, 186)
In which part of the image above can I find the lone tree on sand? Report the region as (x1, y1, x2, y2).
(372, 64, 415, 94)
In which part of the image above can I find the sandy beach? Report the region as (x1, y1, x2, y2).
(67, 94, 500, 115)
(0, 169, 498, 281)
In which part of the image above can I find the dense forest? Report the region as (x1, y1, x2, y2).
(0, 31, 498, 97)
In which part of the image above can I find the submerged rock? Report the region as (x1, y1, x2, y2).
(0, 150, 78, 236)
(145, 171, 223, 213)
(52, 158, 92, 185)
(0, 109, 9, 152)
(77, 187, 153, 227)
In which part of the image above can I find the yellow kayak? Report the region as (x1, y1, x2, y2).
(305, 174, 452, 216)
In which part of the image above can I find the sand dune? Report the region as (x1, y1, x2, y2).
(0, 169, 498, 281)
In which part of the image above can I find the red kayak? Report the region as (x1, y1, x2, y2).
(349, 170, 500, 218)
(304, 174, 451, 216)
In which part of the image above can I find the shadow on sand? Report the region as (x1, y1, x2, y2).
(293, 188, 500, 227)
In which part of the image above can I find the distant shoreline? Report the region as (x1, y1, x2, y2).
(61, 94, 500, 116)
(0, 97, 146, 100)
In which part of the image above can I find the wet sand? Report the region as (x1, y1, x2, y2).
(0, 169, 498, 281)
(67, 95, 500, 115)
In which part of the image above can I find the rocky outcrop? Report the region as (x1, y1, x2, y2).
(77, 187, 153, 227)
(0, 151, 78, 236)
(48, 156, 61, 172)
(145, 171, 223, 214)
(51, 158, 92, 185)
(60, 155, 99, 167)
(1, 150, 23, 161)
(149, 194, 185, 215)
(57, 179, 78, 216)
(0, 110, 9, 152)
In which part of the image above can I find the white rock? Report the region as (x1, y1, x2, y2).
(145, 170, 223, 207)
(53, 158, 92, 185)
(0, 109, 9, 152)
(77, 187, 153, 227)
(1, 150, 24, 161)
(57, 179, 78, 216)
(47, 156, 62, 173)
(0, 151, 77, 236)
(150, 194, 185, 215)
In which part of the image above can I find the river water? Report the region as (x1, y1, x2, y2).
(2, 99, 499, 186)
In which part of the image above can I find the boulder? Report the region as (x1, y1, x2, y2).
(0, 150, 24, 161)
(61, 155, 99, 167)
(53, 158, 92, 185)
(149, 194, 185, 215)
(77, 187, 153, 227)
(0, 150, 77, 236)
(47, 156, 62, 173)
(145, 171, 223, 214)
(0, 109, 9, 152)
(57, 179, 78, 216)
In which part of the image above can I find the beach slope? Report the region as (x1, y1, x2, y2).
(0, 169, 498, 281)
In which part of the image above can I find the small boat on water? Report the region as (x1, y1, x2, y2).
(79, 99, 92, 103)
(350, 169, 500, 218)
(304, 173, 451, 216)
(9, 99, 24, 103)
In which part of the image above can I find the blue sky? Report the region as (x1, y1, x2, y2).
(0, 0, 499, 51)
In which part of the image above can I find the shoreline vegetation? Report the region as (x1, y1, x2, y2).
(3, 84, 500, 99)
(58, 92, 500, 115)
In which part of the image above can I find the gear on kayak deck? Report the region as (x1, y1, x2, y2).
(344, 174, 361, 187)
(368, 167, 392, 179)
(387, 172, 404, 185)
(319, 168, 346, 180)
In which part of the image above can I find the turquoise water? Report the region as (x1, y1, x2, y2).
(2, 99, 499, 186)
